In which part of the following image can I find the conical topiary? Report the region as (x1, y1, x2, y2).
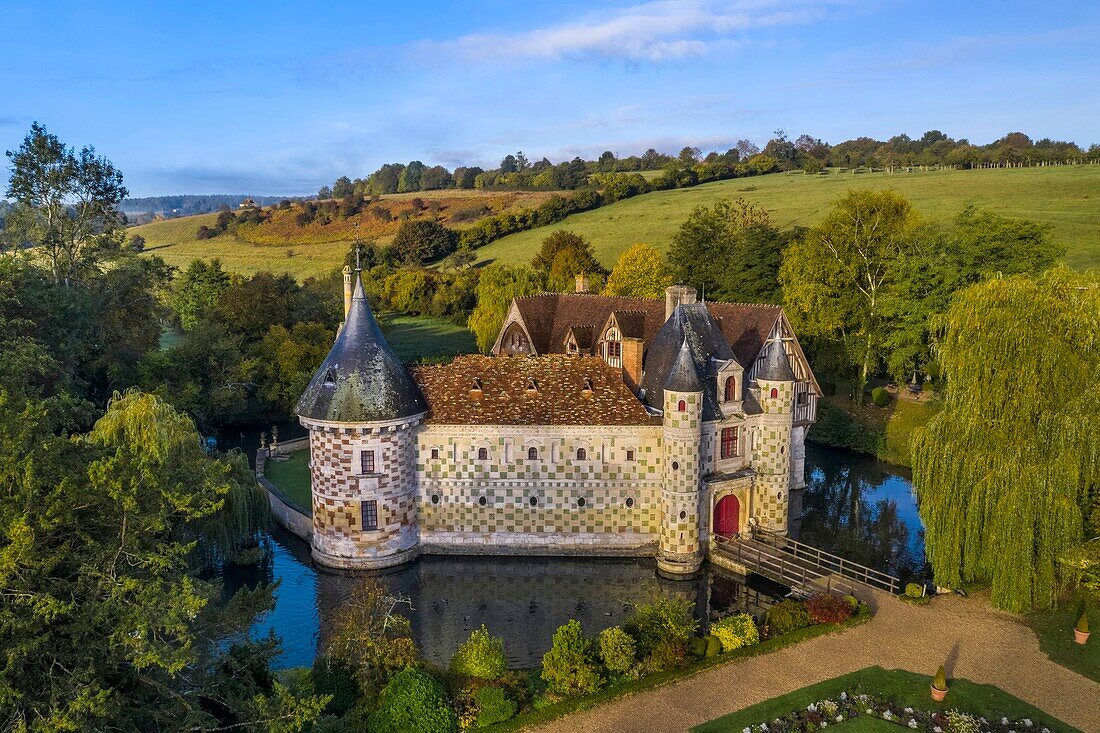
(1076, 610, 1089, 634)
(932, 665, 947, 691)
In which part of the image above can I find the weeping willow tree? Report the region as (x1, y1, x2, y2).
(913, 268, 1100, 612)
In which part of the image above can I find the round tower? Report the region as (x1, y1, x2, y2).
(751, 338, 796, 534)
(296, 273, 428, 569)
(658, 338, 705, 578)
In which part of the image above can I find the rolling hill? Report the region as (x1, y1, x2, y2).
(476, 165, 1100, 271)
(133, 165, 1100, 278)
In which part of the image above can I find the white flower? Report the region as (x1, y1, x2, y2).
(1023, 720, 1033, 728)
(905, 707, 914, 714)
(743, 728, 751, 733)
(933, 727, 943, 733)
(821, 724, 828, 729)
(808, 703, 817, 712)
(1002, 718, 1009, 725)
(867, 709, 875, 715)
(908, 720, 918, 729)
(836, 716, 844, 722)
(840, 692, 848, 701)
(882, 711, 893, 721)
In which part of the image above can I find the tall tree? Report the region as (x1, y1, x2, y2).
(5, 122, 128, 287)
(603, 243, 673, 298)
(913, 269, 1100, 612)
(780, 190, 920, 402)
(467, 264, 546, 352)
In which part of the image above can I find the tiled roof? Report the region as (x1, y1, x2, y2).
(410, 355, 655, 426)
(511, 293, 782, 366)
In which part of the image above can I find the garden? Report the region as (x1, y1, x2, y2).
(280, 581, 871, 732)
(694, 667, 1078, 733)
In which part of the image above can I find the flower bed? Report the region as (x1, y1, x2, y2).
(739, 691, 1060, 733)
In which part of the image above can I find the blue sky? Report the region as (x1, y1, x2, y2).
(1, 1, 1097, 196)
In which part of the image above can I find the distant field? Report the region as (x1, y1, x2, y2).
(378, 314, 477, 363)
(478, 165, 1100, 271)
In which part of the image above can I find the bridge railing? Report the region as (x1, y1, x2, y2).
(747, 527, 900, 595)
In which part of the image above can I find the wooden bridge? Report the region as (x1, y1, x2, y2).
(710, 527, 901, 598)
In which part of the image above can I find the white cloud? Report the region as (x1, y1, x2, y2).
(414, 0, 837, 64)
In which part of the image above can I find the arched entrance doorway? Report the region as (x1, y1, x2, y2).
(714, 494, 740, 537)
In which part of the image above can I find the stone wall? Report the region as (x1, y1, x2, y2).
(416, 424, 663, 555)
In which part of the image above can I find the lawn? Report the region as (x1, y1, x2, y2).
(1028, 595, 1098, 683)
(262, 449, 310, 515)
(693, 666, 1078, 733)
(378, 314, 478, 362)
(476, 165, 1100, 271)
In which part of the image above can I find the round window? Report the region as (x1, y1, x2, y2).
(478, 496, 487, 506)
(626, 497, 635, 508)
(671, 461, 680, 471)
(431, 494, 440, 505)
(530, 496, 538, 507)
(578, 497, 586, 508)
(679, 510, 687, 520)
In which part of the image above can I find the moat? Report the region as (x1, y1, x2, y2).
(221, 443, 924, 669)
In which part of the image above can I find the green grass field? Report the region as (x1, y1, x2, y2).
(478, 165, 1100, 271)
(378, 314, 477, 363)
(1028, 595, 1098, 683)
(693, 666, 1078, 733)
(262, 449, 310, 515)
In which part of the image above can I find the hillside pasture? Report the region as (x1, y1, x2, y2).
(477, 165, 1100, 271)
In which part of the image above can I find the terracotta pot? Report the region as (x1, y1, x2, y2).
(1074, 629, 1090, 645)
(930, 685, 948, 702)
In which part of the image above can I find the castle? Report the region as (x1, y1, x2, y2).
(295, 269, 820, 577)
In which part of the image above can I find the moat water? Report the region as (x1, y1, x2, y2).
(221, 443, 925, 670)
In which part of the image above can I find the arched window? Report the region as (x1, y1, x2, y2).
(677, 399, 686, 412)
(477, 447, 488, 460)
(770, 387, 779, 399)
(576, 448, 587, 460)
(724, 376, 737, 401)
(527, 446, 538, 460)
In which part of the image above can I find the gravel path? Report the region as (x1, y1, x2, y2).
(530, 591, 1100, 733)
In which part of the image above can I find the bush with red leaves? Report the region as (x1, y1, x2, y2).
(806, 593, 854, 624)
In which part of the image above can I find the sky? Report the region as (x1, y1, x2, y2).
(1, 1, 1097, 197)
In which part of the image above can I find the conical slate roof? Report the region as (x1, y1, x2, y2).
(755, 339, 796, 381)
(296, 275, 427, 422)
(664, 337, 703, 393)
(640, 303, 734, 418)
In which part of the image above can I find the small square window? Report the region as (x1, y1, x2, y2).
(625, 449, 635, 461)
(430, 448, 440, 460)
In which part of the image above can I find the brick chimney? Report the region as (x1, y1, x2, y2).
(664, 285, 698, 321)
(575, 273, 590, 294)
(621, 338, 644, 393)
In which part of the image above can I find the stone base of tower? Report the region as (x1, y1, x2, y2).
(656, 550, 703, 579)
(311, 543, 420, 570)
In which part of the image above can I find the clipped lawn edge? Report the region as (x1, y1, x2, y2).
(484, 607, 872, 733)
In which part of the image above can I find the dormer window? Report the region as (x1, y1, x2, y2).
(581, 377, 593, 398)
(724, 376, 737, 402)
(470, 377, 483, 397)
(527, 446, 538, 460)
(576, 448, 587, 460)
(603, 326, 622, 368)
(323, 368, 337, 386)
(526, 378, 538, 393)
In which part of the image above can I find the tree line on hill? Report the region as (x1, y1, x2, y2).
(319, 129, 1099, 198)
(121, 194, 296, 224)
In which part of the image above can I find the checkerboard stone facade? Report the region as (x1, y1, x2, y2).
(301, 378, 801, 573)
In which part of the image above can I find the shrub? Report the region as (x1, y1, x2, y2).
(687, 637, 707, 659)
(623, 598, 698, 659)
(704, 635, 722, 657)
(933, 665, 948, 691)
(597, 626, 636, 674)
(1077, 610, 1089, 633)
(311, 656, 360, 716)
(473, 685, 517, 728)
(765, 600, 811, 635)
(806, 594, 854, 624)
(541, 620, 603, 697)
(643, 638, 687, 673)
(450, 625, 507, 681)
(871, 386, 890, 406)
(711, 613, 760, 652)
(905, 583, 925, 598)
(367, 667, 458, 733)
(843, 594, 860, 611)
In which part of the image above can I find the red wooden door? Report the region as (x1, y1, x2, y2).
(714, 495, 740, 537)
